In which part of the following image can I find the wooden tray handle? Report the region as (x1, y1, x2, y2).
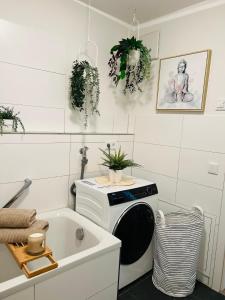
(22, 254, 58, 278)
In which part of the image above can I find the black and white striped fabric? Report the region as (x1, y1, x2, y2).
(152, 207, 204, 297)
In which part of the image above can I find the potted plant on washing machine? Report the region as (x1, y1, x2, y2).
(0, 106, 25, 134)
(99, 147, 140, 184)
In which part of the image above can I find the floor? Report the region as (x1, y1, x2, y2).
(118, 272, 225, 300)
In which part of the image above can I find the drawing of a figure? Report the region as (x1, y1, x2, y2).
(167, 59, 194, 103)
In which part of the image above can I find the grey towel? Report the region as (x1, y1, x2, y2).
(0, 219, 49, 243)
(0, 208, 36, 228)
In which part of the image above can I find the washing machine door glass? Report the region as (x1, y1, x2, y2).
(113, 202, 154, 265)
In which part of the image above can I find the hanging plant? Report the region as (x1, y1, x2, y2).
(70, 60, 100, 128)
(108, 36, 151, 94)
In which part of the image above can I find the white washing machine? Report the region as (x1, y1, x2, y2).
(75, 177, 158, 289)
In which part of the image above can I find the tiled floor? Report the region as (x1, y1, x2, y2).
(118, 272, 225, 300)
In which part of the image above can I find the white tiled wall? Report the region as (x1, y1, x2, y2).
(0, 133, 134, 212)
(182, 115, 225, 153)
(0, 19, 67, 73)
(133, 114, 225, 287)
(0, 2, 131, 134)
(134, 142, 180, 178)
(134, 115, 183, 147)
(132, 4, 225, 290)
(0, 62, 66, 108)
(178, 148, 225, 190)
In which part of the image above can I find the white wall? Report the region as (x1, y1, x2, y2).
(130, 3, 225, 291)
(2, 0, 225, 293)
(0, 3, 134, 217)
(0, 0, 131, 133)
(0, 133, 133, 212)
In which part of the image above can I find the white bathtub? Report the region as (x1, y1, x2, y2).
(0, 208, 121, 300)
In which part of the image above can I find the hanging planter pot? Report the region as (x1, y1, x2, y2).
(108, 36, 151, 94)
(128, 49, 140, 66)
(70, 60, 100, 128)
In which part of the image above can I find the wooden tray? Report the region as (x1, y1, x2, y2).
(7, 243, 58, 278)
(95, 176, 135, 186)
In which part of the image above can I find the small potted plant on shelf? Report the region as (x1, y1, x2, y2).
(0, 106, 25, 134)
(108, 36, 151, 94)
(99, 147, 140, 183)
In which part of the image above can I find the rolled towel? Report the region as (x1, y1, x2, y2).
(0, 219, 49, 243)
(0, 208, 36, 228)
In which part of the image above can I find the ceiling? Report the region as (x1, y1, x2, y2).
(80, 0, 206, 24)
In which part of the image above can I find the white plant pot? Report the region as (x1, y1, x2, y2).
(2, 119, 14, 133)
(109, 169, 123, 184)
(128, 49, 140, 66)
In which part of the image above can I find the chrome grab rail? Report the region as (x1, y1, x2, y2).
(3, 178, 32, 208)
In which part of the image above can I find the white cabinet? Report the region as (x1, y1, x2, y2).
(87, 284, 118, 300)
(87, 284, 117, 300)
(35, 249, 119, 300)
(2, 287, 34, 300)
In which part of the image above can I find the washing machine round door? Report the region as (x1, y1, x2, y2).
(113, 202, 154, 265)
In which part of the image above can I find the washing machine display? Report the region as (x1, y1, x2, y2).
(113, 202, 155, 265)
(108, 184, 158, 206)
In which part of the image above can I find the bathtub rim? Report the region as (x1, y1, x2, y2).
(0, 208, 121, 299)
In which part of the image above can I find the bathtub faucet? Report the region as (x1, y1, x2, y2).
(80, 146, 88, 180)
(70, 147, 89, 211)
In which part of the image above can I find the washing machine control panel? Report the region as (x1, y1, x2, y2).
(107, 184, 158, 206)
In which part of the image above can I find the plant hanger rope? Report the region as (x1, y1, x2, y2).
(77, 0, 98, 67)
(132, 9, 140, 39)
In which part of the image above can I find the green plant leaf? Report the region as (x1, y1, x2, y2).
(110, 45, 119, 54)
(108, 36, 152, 93)
(99, 147, 141, 170)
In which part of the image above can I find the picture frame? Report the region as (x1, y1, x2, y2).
(156, 50, 211, 112)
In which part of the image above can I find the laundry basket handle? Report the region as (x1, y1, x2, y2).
(192, 205, 204, 217)
(157, 210, 165, 227)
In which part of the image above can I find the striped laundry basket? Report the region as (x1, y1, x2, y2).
(152, 206, 204, 297)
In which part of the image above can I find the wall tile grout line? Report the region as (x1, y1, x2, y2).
(158, 198, 217, 220)
(67, 134, 72, 208)
(134, 141, 225, 156)
(0, 174, 71, 185)
(174, 115, 185, 204)
(0, 142, 71, 145)
(137, 167, 224, 192)
(0, 59, 66, 76)
(134, 139, 225, 156)
(211, 172, 225, 289)
(0, 132, 134, 136)
(0, 101, 65, 110)
(63, 75, 67, 134)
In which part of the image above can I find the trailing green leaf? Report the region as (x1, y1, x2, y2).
(108, 36, 151, 94)
(70, 60, 100, 128)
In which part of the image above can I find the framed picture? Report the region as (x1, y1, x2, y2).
(156, 50, 211, 111)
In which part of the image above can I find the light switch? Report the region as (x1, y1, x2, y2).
(208, 162, 219, 175)
(216, 100, 225, 111)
